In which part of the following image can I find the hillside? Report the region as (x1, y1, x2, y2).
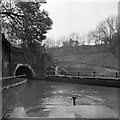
(55, 52, 118, 69)
(48, 45, 118, 77)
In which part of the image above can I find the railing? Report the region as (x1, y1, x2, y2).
(73, 71, 118, 78)
(0, 74, 26, 80)
(53, 71, 119, 78)
(1, 74, 27, 89)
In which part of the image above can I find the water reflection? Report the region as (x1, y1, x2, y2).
(2, 80, 119, 117)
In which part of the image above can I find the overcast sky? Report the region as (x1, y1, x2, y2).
(42, 0, 118, 40)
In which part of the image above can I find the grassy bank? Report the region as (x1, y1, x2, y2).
(48, 46, 118, 77)
(55, 52, 118, 70)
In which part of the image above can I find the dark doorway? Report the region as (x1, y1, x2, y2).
(15, 66, 33, 79)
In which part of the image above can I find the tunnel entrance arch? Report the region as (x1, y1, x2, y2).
(14, 64, 35, 79)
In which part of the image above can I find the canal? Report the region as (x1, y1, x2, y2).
(2, 80, 119, 117)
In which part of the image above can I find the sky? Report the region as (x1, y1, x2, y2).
(42, 0, 118, 41)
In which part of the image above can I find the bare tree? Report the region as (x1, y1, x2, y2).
(56, 39, 62, 47)
(87, 30, 100, 45)
(44, 38, 56, 48)
(87, 15, 118, 46)
(95, 16, 117, 45)
(69, 32, 81, 46)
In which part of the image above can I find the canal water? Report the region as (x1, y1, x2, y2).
(2, 80, 119, 117)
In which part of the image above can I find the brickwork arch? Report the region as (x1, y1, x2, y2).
(14, 64, 35, 78)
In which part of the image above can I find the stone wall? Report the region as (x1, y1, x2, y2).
(2, 34, 53, 78)
(2, 34, 11, 77)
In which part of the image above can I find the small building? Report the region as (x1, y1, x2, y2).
(59, 69, 67, 75)
(46, 66, 56, 75)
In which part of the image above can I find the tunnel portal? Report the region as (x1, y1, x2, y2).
(15, 66, 33, 79)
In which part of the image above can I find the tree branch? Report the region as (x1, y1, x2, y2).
(1, 12, 24, 18)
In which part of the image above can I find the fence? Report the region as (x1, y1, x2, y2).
(1, 74, 27, 89)
(57, 71, 119, 78)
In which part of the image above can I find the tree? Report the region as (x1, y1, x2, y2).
(96, 16, 119, 55)
(87, 30, 100, 45)
(96, 16, 117, 45)
(69, 38, 74, 47)
(74, 40, 79, 47)
(87, 15, 118, 46)
(1, 1, 53, 51)
(69, 33, 79, 41)
(56, 39, 62, 48)
(62, 40, 69, 47)
(69, 32, 81, 46)
(87, 31, 95, 45)
(44, 38, 56, 48)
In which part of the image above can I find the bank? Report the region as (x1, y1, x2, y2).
(44, 75, 120, 88)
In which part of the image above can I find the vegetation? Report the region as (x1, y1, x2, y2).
(87, 15, 119, 57)
(87, 16, 119, 45)
(46, 15, 119, 57)
(51, 47, 118, 77)
(1, 1, 53, 51)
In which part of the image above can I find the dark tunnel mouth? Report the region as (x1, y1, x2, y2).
(15, 66, 33, 79)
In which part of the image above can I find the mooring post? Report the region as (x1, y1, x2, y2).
(72, 96, 76, 106)
(116, 72, 118, 78)
(78, 72, 80, 76)
(93, 72, 96, 77)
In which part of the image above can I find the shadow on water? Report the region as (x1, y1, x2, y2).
(26, 80, 33, 88)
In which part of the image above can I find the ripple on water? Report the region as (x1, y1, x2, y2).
(3, 81, 118, 117)
(40, 96, 72, 107)
(74, 94, 106, 106)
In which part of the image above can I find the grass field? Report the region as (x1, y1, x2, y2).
(53, 50, 118, 77)
(55, 52, 118, 70)
(48, 45, 118, 77)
